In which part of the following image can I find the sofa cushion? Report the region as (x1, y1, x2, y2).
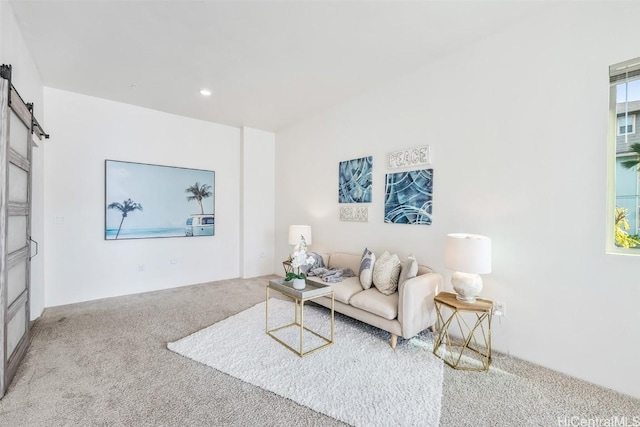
(398, 255, 418, 287)
(372, 251, 401, 295)
(358, 248, 376, 290)
(308, 276, 363, 304)
(349, 288, 399, 320)
(328, 252, 362, 273)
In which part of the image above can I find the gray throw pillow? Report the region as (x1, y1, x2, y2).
(359, 248, 376, 290)
(398, 255, 418, 288)
(372, 251, 402, 295)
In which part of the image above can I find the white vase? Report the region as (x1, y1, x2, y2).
(292, 278, 306, 290)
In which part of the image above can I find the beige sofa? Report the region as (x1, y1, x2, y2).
(306, 252, 442, 349)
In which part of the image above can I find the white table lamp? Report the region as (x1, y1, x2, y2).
(288, 225, 312, 249)
(444, 233, 492, 302)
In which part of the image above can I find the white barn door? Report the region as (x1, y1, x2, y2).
(0, 70, 36, 398)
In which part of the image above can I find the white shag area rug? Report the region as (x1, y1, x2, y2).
(168, 298, 444, 427)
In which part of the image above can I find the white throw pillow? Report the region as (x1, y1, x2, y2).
(359, 248, 376, 290)
(372, 251, 401, 295)
(398, 255, 418, 288)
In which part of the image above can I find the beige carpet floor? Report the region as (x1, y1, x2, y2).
(0, 275, 638, 426)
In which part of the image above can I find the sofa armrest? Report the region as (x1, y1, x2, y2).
(397, 272, 442, 338)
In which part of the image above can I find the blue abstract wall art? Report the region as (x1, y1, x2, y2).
(384, 169, 433, 225)
(338, 156, 373, 203)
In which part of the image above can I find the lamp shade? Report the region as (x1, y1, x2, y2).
(444, 233, 491, 274)
(288, 225, 312, 245)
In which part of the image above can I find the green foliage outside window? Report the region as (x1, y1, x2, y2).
(615, 207, 640, 248)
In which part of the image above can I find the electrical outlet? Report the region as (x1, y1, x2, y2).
(494, 301, 506, 317)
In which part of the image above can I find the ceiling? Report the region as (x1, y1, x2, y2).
(9, 1, 547, 132)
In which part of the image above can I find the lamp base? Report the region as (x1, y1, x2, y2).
(455, 294, 478, 303)
(451, 271, 483, 303)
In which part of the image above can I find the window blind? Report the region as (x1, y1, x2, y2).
(610, 57, 640, 84)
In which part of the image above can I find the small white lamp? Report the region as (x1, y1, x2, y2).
(288, 225, 312, 249)
(444, 233, 492, 302)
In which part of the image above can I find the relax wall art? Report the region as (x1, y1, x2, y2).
(384, 169, 433, 225)
(105, 160, 215, 240)
(338, 156, 373, 203)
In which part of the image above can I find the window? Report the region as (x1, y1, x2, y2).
(617, 114, 635, 135)
(609, 58, 640, 252)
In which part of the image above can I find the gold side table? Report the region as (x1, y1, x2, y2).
(433, 291, 493, 371)
(266, 278, 334, 357)
(282, 260, 293, 275)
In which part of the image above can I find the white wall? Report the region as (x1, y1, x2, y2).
(275, 3, 640, 398)
(0, 2, 46, 320)
(43, 88, 242, 306)
(241, 127, 275, 278)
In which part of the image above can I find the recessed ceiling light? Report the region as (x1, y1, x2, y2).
(200, 89, 212, 96)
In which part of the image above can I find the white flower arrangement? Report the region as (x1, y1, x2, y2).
(286, 236, 314, 281)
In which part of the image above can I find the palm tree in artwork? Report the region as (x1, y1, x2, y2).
(185, 182, 212, 214)
(108, 198, 143, 239)
(621, 143, 640, 170)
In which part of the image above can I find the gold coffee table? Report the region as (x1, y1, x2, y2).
(266, 278, 335, 357)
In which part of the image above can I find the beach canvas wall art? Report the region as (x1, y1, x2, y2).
(105, 160, 215, 240)
(338, 156, 373, 203)
(384, 169, 433, 225)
